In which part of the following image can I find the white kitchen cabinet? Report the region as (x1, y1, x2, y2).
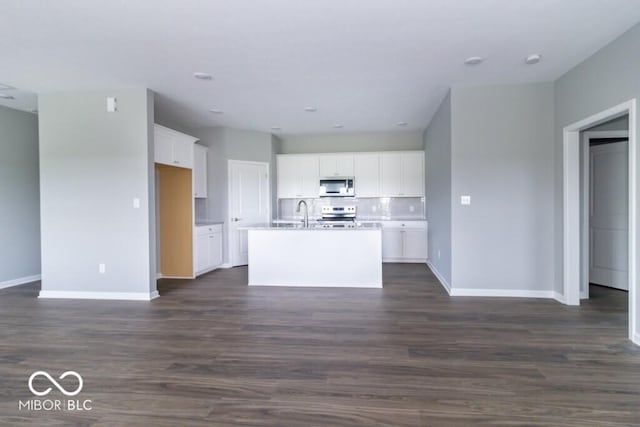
(319, 154, 354, 177)
(194, 224, 223, 275)
(380, 152, 424, 197)
(354, 153, 380, 197)
(277, 155, 319, 198)
(154, 124, 197, 169)
(381, 221, 427, 262)
(193, 144, 208, 198)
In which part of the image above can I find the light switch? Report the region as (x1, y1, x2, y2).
(106, 97, 117, 112)
(133, 198, 140, 209)
(461, 195, 471, 205)
(99, 263, 106, 274)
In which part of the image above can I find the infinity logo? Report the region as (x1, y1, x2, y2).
(28, 371, 83, 397)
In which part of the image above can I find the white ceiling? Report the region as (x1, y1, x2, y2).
(1, 0, 639, 134)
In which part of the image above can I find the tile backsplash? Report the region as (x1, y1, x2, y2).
(278, 197, 425, 221)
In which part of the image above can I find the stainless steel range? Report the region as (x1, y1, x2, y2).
(318, 206, 356, 228)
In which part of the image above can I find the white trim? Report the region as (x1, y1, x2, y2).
(449, 288, 557, 299)
(633, 332, 640, 346)
(156, 273, 162, 280)
(426, 260, 451, 294)
(157, 275, 193, 280)
(553, 291, 565, 304)
(562, 99, 637, 343)
(220, 262, 233, 269)
(0, 274, 41, 290)
(39, 290, 159, 301)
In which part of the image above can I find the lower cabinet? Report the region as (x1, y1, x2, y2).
(381, 221, 427, 263)
(195, 224, 223, 275)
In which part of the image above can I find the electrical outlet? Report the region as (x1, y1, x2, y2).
(438, 250, 441, 259)
(461, 195, 471, 205)
(98, 263, 106, 274)
(106, 97, 117, 112)
(133, 198, 140, 209)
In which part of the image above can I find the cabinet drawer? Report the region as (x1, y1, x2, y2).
(381, 221, 427, 230)
(195, 224, 222, 235)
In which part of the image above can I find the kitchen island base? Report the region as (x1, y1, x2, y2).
(247, 228, 382, 288)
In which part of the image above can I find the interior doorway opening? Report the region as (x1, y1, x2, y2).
(563, 99, 637, 344)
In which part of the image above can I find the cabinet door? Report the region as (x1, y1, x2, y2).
(195, 234, 210, 272)
(380, 153, 403, 196)
(382, 229, 403, 261)
(277, 156, 301, 198)
(319, 154, 354, 177)
(335, 155, 354, 176)
(403, 229, 427, 260)
(193, 144, 208, 198)
(319, 156, 337, 177)
(401, 152, 424, 196)
(209, 232, 223, 267)
(154, 128, 174, 166)
(172, 137, 194, 169)
(298, 155, 320, 198)
(354, 154, 380, 197)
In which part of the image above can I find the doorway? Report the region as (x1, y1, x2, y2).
(562, 99, 637, 344)
(227, 160, 270, 267)
(582, 129, 629, 299)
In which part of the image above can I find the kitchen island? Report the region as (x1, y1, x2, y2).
(241, 224, 382, 288)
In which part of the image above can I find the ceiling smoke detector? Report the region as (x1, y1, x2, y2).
(193, 72, 213, 80)
(304, 107, 317, 112)
(209, 108, 223, 114)
(464, 56, 484, 65)
(525, 54, 542, 65)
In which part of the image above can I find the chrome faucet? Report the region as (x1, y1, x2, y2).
(296, 200, 309, 228)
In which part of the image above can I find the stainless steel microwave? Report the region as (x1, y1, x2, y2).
(319, 177, 355, 197)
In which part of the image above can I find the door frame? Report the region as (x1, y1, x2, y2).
(563, 99, 637, 344)
(227, 160, 271, 267)
(581, 130, 629, 300)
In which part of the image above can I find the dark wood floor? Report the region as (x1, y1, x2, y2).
(1, 264, 639, 426)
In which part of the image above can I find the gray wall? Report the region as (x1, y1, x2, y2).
(555, 23, 640, 334)
(423, 92, 452, 285)
(190, 126, 276, 263)
(39, 89, 156, 296)
(0, 106, 40, 284)
(279, 130, 424, 154)
(450, 83, 555, 291)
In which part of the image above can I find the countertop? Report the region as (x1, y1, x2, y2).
(194, 221, 224, 226)
(240, 223, 382, 231)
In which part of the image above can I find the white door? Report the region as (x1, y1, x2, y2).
(229, 161, 270, 266)
(589, 140, 628, 290)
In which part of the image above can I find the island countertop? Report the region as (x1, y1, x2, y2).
(239, 223, 382, 231)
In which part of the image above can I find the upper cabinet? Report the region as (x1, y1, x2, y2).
(277, 155, 319, 198)
(380, 151, 424, 197)
(193, 144, 208, 198)
(354, 153, 380, 197)
(276, 151, 423, 199)
(319, 154, 354, 177)
(154, 124, 198, 169)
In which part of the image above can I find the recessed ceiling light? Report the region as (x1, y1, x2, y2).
(333, 124, 344, 129)
(525, 54, 542, 65)
(209, 108, 223, 114)
(0, 83, 14, 91)
(396, 122, 408, 127)
(304, 107, 317, 112)
(193, 72, 213, 80)
(271, 126, 281, 130)
(464, 56, 484, 65)
(0, 93, 15, 100)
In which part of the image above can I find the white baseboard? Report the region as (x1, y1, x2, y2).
(426, 260, 451, 294)
(449, 288, 557, 299)
(0, 274, 41, 290)
(39, 290, 159, 301)
(633, 332, 640, 346)
(158, 275, 194, 280)
(220, 263, 233, 269)
(553, 291, 565, 304)
(156, 273, 162, 279)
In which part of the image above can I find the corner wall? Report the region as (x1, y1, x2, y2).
(423, 92, 452, 287)
(0, 106, 40, 287)
(450, 83, 555, 292)
(38, 89, 156, 299)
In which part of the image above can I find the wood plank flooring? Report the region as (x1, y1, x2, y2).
(0, 264, 639, 426)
